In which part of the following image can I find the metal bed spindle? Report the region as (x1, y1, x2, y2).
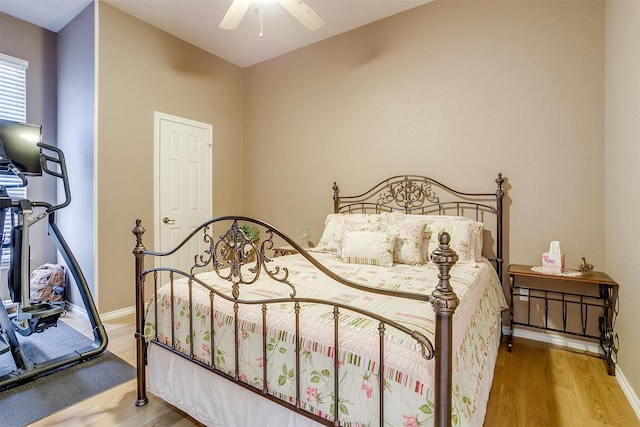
(378, 321, 386, 426)
(210, 292, 215, 368)
(333, 306, 340, 426)
(234, 302, 239, 380)
(262, 303, 268, 393)
(153, 272, 159, 342)
(295, 301, 301, 409)
(170, 273, 176, 350)
(189, 279, 194, 358)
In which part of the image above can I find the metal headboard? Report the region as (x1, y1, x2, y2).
(332, 173, 505, 282)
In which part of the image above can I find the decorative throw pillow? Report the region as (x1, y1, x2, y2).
(424, 217, 483, 262)
(340, 230, 396, 267)
(390, 212, 483, 262)
(315, 213, 389, 253)
(386, 220, 426, 265)
(389, 212, 431, 262)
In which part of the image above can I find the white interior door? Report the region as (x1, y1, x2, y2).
(155, 112, 212, 272)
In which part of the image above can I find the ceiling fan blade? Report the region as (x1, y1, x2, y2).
(277, 0, 325, 31)
(219, 0, 252, 30)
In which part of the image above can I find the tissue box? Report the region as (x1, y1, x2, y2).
(542, 252, 565, 272)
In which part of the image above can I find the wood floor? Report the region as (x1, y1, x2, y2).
(486, 338, 638, 426)
(26, 312, 639, 426)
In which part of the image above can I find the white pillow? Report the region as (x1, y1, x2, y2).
(390, 212, 483, 262)
(386, 220, 426, 265)
(340, 230, 396, 267)
(424, 217, 483, 262)
(315, 213, 389, 253)
(388, 212, 431, 262)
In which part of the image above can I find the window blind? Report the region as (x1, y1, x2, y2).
(0, 53, 28, 122)
(0, 53, 29, 268)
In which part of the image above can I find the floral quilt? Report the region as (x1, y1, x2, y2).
(144, 253, 507, 426)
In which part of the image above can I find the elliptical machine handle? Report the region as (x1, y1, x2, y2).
(37, 142, 71, 213)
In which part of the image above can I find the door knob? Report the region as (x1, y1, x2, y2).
(163, 217, 175, 224)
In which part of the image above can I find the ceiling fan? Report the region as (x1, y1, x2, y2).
(219, 0, 325, 32)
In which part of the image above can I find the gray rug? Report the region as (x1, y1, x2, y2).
(0, 321, 136, 426)
(0, 319, 99, 374)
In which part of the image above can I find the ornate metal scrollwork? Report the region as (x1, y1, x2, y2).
(377, 177, 439, 212)
(202, 220, 297, 299)
(213, 221, 262, 292)
(258, 230, 296, 297)
(191, 225, 215, 274)
(412, 330, 436, 360)
(599, 288, 619, 373)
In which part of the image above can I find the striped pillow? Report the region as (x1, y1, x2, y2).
(340, 230, 396, 267)
(315, 213, 389, 253)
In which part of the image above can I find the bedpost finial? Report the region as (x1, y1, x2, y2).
(495, 173, 504, 199)
(430, 232, 458, 270)
(438, 231, 450, 246)
(132, 219, 146, 253)
(430, 232, 460, 314)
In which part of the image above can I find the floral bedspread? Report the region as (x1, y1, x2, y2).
(144, 253, 507, 426)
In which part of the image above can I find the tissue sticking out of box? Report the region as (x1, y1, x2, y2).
(542, 241, 565, 272)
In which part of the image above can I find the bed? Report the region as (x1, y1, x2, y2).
(132, 174, 507, 427)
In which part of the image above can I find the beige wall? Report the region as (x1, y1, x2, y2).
(96, 2, 244, 313)
(244, 1, 605, 275)
(605, 0, 640, 413)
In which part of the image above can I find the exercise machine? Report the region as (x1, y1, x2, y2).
(0, 118, 107, 388)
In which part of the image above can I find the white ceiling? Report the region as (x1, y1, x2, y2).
(0, 0, 432, 68)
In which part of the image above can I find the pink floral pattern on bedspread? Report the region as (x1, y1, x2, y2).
(144, 254, 507, 426)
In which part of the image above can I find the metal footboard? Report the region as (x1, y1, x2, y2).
(132, 217, 460, 427)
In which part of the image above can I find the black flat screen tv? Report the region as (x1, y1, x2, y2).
(0, 118, 43, 176)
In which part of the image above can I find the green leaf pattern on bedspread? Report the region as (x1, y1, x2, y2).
(144, 254, 507, 426)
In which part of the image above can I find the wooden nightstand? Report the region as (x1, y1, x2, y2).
(273, 245, 298, 257)
(507, 264, 619, 375)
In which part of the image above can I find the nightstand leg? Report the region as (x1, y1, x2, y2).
(508, 273, 514, 352)
(599, 284, 618, 376)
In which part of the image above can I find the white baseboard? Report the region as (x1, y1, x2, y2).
(615, 364, 640, 422)
(64, 301, 87, 318)
(502, 325, 600, 354)
(99, 305, 135, 321)
(64, 302, 135, 321)
(503, 326, 640, 421)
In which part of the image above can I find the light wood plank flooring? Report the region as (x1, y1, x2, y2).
(26, 312, 639, 426)
(485, 337, 639, 426)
